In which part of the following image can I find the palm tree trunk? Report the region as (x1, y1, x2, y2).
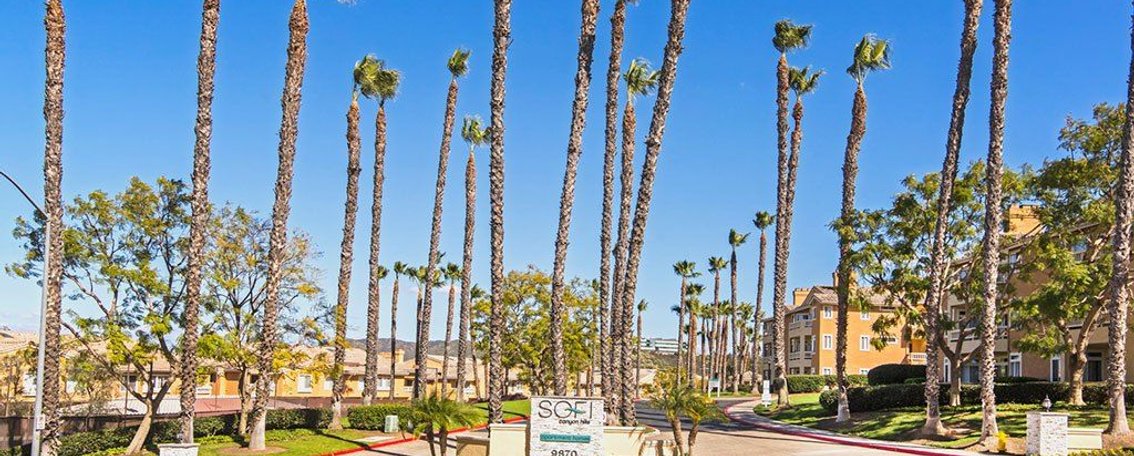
(677, 279, 686, 380)
(978, 0, 1012, 445)
(457, 148, 477, 402)
(1106, 1, 1134, 437)
(599, 0, 629, 407)
(389, 275, 401, 400)
(836, 86, 866, 423)
(636, 306, 643, 398)
(330, 93, 363, 430)
(711, 271, 720, 387)
(249, 1, 308, 449)
(418, 77, 461, 400)
(772, 52, 792, 407)
(751, 230, 767, 393)
(442, 282, 457, 398)
(922, 0, 983, 436)
(730, 249, 739, 394)
(611, 96, 636, 418)
(179, 0, 219, 443)
(549, 0, 601, 396)
(687, 304, 697, 383)
(363, 100, 391, 405)
(39, 2, 66, 454)
(617, 0, 692, 423)
(488, 0, 512, 424)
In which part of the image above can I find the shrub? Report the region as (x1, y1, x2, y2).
(57, 427, 134, 456)
(347, 403, 414, 431)
(784, 375, 867, 393)
(193, 415, 234, 438)
(996, 376, 1044, 384)
(866, 364, 927, 386)
(818, 381, 1129, 415)
(265, 408, 332, 430)
(903, 377, 926, 385)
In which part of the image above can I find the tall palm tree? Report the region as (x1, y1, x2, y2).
(457, 116, 489, 402)
(599, 0, 637, 406)
(672, 261, 698, 380)
(835, 34, 890, 424)
(440, 263, 461, 398)
(389, 261, 410, 400)
(39, 1, 66, 455)
(770, 19, 811, 407)
(727, 229, 749, 393)
(922, 0, 984, 436)
(635, 298, 647, 397)
(248, 1, 308, 450)
(487, 0, 512, 425)
(329, 85, 364, 431)
(1107, 2, 1134, 437)
(178, 0, 219, 444)
(549, 0, 601, 396)
(363, 265, 388, 404)
(611, 57, 660, 416)
(358, 54, 401, 402)
(683, 285, 705, 384)
(978, 0, 1012, 445)
(706, 256, 727, 389)
(749, 211, 773, 393)
(417, 49, 471, 400)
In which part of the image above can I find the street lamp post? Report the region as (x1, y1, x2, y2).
(1, 168, 51, 456)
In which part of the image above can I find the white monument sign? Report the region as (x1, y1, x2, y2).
(761, 380, 773, 406)
(530, 396, 606, 456)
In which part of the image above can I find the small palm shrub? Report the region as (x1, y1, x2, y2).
(408, 392, 481, 456)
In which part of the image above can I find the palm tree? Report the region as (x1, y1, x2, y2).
(978, 0, 1012, 445)
(329, 83, 365, 431)
(248, 1, 308, 450)
(39, 1, 66, 454)
(409, 392, 480, 456)
(178, 0, 219, 443)
(457, 116, 489, 402)
(770, 18, 811, 407)
(440, 263, 461, 398)
(548, 0, 601, 396)
(635, 298, 647, 397)
(363, 265, 388, 404)
(706, 256, 727, 390)
(683, 284, 704, 384)
(468, 285, 488, 399)
(672, 261, 697, 379)
(487, 0, 512, 425)
(922, 0, 984, 436)
(389, 261, 410, 400)
(1107, 3, 1134, 436)
(599, 0, 637, 406)
(749, 211, 773, 393)
(834, 34, 890, 424)
(357, 54, 401, 403)
(417, 49, 470, 400)
(611, 57, 660, 418)
(727, 229, 749, 393)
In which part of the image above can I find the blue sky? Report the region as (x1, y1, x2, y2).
(0, 1, 1129, 341)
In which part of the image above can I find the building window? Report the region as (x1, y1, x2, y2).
(860, 309, 870, 320)
(803, 367, 812, 374)
(823, 306, 833, 319)
(358, 379, 366, 392)
(1086, 352, 1103, 383)
(1050, 356, 1062, 382)
(822, 335, 833, 350)
(1008, 353, 1022, 377)
(943, 359, 951, 383)
(803, 335, 814, 352)
(880, 336, 898, 347)
(822, 367, 832, 375)
(859, 336, 871, 351)
(790, 338, 800, 353)
(789, 368, 800, 375)
(22, 374, 36, 396)
(297, 375, 313, 393)
(377, 378, 392, 391)
(65, 380, 77, 394)
(859, 369, 869, 375)
(324, 378, 334, 391)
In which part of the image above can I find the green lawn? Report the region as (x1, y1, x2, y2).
(754, 393, 1120, 449)
(195, 399, 529, 456)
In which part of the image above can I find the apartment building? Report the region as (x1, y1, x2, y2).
(761, 284, 926, 379)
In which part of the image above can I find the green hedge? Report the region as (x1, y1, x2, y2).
(346, 403, 414, 431)
(866, 364, 927, 386)
(56, 408, 332, 456)
(784, 375, 867, 393)
(818, 382, 1134, 415)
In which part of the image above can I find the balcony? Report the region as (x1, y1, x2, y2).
(788, 351, 814, 362)
(905, 352, 927, 365)
(788, 320, 813, 331)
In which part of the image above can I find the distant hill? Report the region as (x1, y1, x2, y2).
(346, 337, 455, 358)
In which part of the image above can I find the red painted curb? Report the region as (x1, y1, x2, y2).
(723, 402, 960, 456)
(317, 416, 527, 456)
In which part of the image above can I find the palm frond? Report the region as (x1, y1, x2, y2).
(753, 211, 775, 230)
(772, 19, 813, 53)
(448, 48, 471, 78)
(789, 65, 824, 96)
(728, 229, 751, 246)
(461, 115, 490, 147)
(846, 34, 892, 83)
(624, 58, 661, 98)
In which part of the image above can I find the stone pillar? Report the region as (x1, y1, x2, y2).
(1026, 411, 1068, 456)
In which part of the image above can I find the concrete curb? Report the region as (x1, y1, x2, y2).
(722, 400, 973, 456)
(317, 415, 527, 456)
